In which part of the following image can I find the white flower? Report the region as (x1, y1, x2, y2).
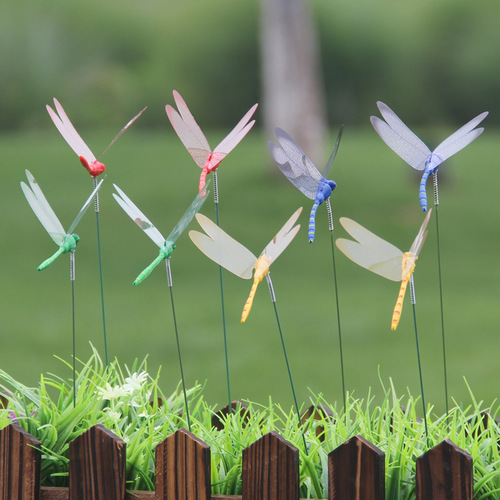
(97, 382, 129, 400)
(103, 408, 122, 424)
(123, 371, 148, 394)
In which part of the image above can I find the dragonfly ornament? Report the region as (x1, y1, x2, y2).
(113, 182, 210, 285)
(371, 101, 487, 212)
(189, 208, 302, 323)
(336, 210, 432, 330)
(166, 90, 258, 192)
(21, 169, 104, 270)
(47, 98, 147, 178)
(268, 127, 342, 243)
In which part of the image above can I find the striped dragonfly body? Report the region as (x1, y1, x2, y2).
(336, 210, 431, 330)
(371, 101, 487, 212)
(241, 255, 272, 323)
(37, 234, 80, 271)
(268, 127, 342, 243)
(133, 243, 175, 286)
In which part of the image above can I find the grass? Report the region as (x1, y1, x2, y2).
(1, 125, 499, 417)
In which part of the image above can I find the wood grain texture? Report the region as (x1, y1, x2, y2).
(242, 431, 299, 500)
(0, 423, 41, 500)
(328, 434, 385, 500)
(155, 427, 211, 500)
(416, 439, 473, 500)
(69, 424, 126, 500)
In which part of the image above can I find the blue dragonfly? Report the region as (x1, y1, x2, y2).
(371, 101, 488, 211)
(268, 127, 343, 243)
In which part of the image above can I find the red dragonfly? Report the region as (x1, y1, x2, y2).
(47, 98, 147, 177)
(165, 90, 258, 192)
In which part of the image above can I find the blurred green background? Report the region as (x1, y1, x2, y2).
(1, 0, 498, 415)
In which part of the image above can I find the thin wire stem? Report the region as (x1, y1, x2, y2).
(93, 178, 109, 366)
(432, 172, 449, 415)
(410, 275, 429, 445)
(214, 170, 232, 410)
(70, 251, 76, 408)
(266, 274, 308, 454)
(166, 259, 191, 431)
(326, 199, 346, 412)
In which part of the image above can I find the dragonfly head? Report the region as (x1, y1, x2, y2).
(161, 242, 175, 259)
(80, 156, 106, 177)
(62, 234, 80, 253)
(316, 179, 336, 205)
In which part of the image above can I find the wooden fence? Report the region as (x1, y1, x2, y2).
(2, 404, 492, 500)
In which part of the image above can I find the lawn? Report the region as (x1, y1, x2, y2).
(1, 125, 498, 415)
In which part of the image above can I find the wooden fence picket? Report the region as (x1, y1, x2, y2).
(69, 424, 126, 500)
(242, 431, 299, 500)
(416, 439, 473, 500)
(0, 423, 41, 500)
(328, 434, 385, 500)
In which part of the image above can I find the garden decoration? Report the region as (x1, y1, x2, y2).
(268, 126, 347, 409)
(189, 208, 308, 450)
(20, 169, 104, 405)
(166, 89, 258, 410)
(336, 210, 432, 441)
(47, 98, 147, 365)
(371, 101, 488, 414)
(113, 182, 210, 431)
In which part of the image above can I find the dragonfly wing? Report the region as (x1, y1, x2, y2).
(189, 214, 256, 278)
(214, 103, 258, 155)
(47, 98, 96, 162)
(321, 125, 343, 178)
(166, 182, 210, 244)
(67, 178, 105, 235)
(262, 207, 302, 262)
(433, 111, 488, 162)
(113, 184, 165, 247)
(371, 101, 431, 170)
(21, 170, 66, 245)
(268, 128, 321, 199)
(165, 91, 211, 168)
(408, 209, 432, 256)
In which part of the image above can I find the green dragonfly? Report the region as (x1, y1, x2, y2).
(21, 169, 104, 270)
(113, 181, 210, 285)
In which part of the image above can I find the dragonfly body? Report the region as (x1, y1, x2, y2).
(189, 208, 302, 323)
(268, 127, 342, 243)
(371, 101, 487, 211)
(166, 90, 258, 192)
(21, 170, 104, 270)
(113, 183, 209, 285)
(336, 210, 431, 330)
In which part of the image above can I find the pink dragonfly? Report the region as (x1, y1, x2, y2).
(47, 98, 147, 177)
(165, 90, 258, 192)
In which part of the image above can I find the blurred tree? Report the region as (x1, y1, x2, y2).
(259, 0, 327, 163)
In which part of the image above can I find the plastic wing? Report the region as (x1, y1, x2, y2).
(321, 125, 344, 178)
(165, 90, 211, 168)
(21, 169, 66, 245)
(371, 101, 431, 171)
(113, 184, 165, 248)
(408, 209, 432, 257)
(268, 128, 322, 200)
(67, 178, 105, 235)
(189, 214, 257, 279)
(166, 181, 210, 244)
(46, 98, 96, 162)
(433, 111, 488, 162)
(336, 217, 404, 281)
(262, 207, 302, 262)
(214, 103, 258, 155)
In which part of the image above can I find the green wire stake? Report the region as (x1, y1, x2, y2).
(70, 251, 77, 408)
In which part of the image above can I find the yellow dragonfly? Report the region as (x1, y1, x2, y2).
(336, 210, 432, 330)
(189, 208, 302, 322)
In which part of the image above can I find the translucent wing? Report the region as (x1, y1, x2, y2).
(321, 125, 343, 178)
(433, 111, 488, 162)
(213, 103, 258, 155)
(268, 128, 322, 200)
(21, 169, 66, 245)
(371, 101, 431, 171)
(46, 98, 96, 162)
(336, 217, 404, 281)
(113, 184, 165, 248)
(67, 178, 105, 235)
(189, 214, 257, 279)
(262, 207, 302, 263)
(166, 181, 210, 244)
(408, 209, 432, 256)
(165, 90, 211, 168)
